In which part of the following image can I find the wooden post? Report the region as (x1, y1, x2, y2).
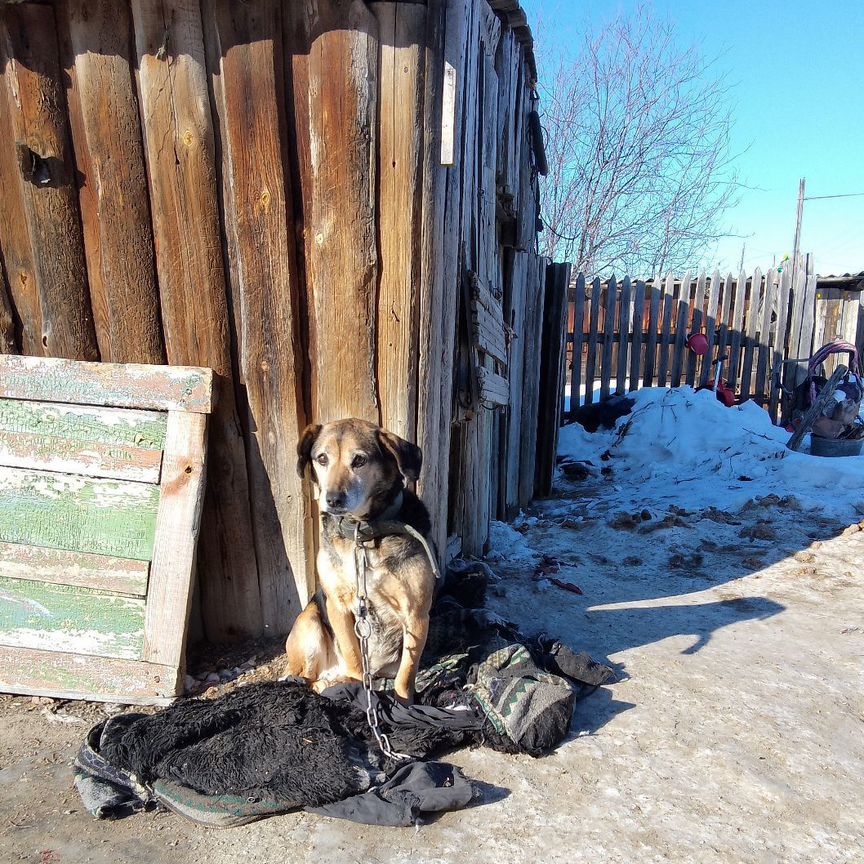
(204, 0, 314, 629)
(670, 272, 691, 387)
(740, 269, 761, 400)
(685, 272, 705, 387)
(755, 268, 778, 403)
(295, 0, 380, 424)
(769, 267, 792, 421)
(130, 0, 262, 640)
(0, 265, 15, 353)
(600, 275, 617, 399)
(583, 276, 601, 404)
(59, 0, 165, 366)
(372, 1, 426, 442)
(628, 278, 645, 393)
(728, 270, 747, 391)
(616, 275, 632, 394)
(656, 273, 676, 387)
(0, 4, 98, 361)
(417, 0, 465, 556)
(569, 272, 586, 414)
(0, 32, 40, 355)
(535, 262, 570, 497)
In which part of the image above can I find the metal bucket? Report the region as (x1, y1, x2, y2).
(809, 435, 864, 457)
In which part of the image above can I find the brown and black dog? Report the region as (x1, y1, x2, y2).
(284, 419, 437, 702)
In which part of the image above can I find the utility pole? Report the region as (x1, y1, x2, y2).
(738, 242, 746, 272)
(791, 178, 805, 285)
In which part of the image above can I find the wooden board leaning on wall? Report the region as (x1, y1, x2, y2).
(0, 355, 213, 704)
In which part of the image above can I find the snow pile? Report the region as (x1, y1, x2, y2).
(558, 387, 864, 517)
(487, 520, 541, 564)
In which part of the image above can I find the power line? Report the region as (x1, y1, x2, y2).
(803, 192, 864, 201)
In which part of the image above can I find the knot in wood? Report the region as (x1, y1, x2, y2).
(182, 129, 195, 148)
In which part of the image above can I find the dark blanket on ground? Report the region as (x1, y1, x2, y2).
(74, 564, 614, 827)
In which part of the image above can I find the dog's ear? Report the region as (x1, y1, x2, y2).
(296, 423, 322, 478)
(377, 430, 422, 482)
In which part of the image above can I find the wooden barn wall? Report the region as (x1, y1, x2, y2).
(0, 0, 546, 641)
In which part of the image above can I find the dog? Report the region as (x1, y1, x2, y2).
(284, 418, 438, 702)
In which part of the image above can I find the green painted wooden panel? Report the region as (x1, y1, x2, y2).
(0, 400, 166, 482)
(0, 400, 166, 448)
(0, 542, 149, 595)
(0, 356, 214, 414)
(0, 644, 179, 703)
(0, 575, 145, 660)
(0, 468, 160, 560)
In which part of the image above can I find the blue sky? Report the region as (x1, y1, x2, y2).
(523, 0, 864, 275)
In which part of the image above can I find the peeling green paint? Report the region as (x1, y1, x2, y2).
(0, 468, 160, 561)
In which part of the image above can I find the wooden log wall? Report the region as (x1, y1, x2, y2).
(0, 0, 550, 640)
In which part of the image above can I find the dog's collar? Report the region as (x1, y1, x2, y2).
(327, 493, 441, 581)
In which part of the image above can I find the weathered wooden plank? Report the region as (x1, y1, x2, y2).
(60, 0, 164, 365)
(504, 250, 527, 515)
(786, 265, 807, 362)
(476, 366, 509, 406)
(728, 270, 747, 391)
(569, 272, 586, 415)
(0, 399, 165, 450)
(295, 0, 380, 423)
(0, 542, 148, 595)
(143, 411, 206, 667)
(0, 264, 16, 353)
(0, 355, 213, 414)
(204, 0, 313, 629)
(0, 644, 179, 704)
(656, 273, 676, 387)
(0, 399, 165, 482)
(600, 276, 617, 399)
(473, 302, 508, 364)
(0, 467, 159, 561)
(643, 278, 662, 386)
(670, 271, 692, 388)
(798, 273, 818, 360)
(373, 1, 425, 441)
(0, 574, 145, 660)
(583, 276, 601, 404)
(536, 262, 569, 496)
(685, 272, 705, 388)
(616, 275, 632, 395)
(769, 267, 792, 422)
(755, 268, 778, 402)
(132, 0, 264, 640)
(0, 30, 40, 355)
(454, 0, 489, 555)
(0, 4, 98, 361)
(414, 0, 449, 560)
(740, 269, 762, 401)
(715, 272, 734, 364)
(700, 269, 721, 386)
(518, 253, 545, 507)
(813, 291, 829, 356)
(628, 278, 645, 393)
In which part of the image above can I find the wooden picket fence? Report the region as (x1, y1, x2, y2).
(564, 265, 864, 424)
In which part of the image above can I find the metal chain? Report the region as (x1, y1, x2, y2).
(353, 524, 410, 762)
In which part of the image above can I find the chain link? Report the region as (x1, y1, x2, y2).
(353, 525, 410, 762)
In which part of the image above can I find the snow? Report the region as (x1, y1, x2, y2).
(557, 386, 864, 518)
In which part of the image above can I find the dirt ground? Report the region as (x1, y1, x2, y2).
(2, 467, 863, 864)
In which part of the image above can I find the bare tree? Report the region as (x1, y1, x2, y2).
(537, 6, 740, 277)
